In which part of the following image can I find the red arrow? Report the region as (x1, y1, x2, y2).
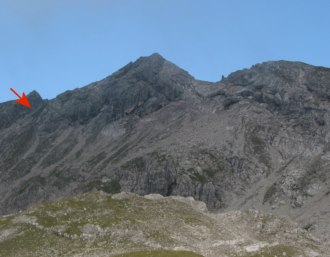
(10, 88, 31, 108)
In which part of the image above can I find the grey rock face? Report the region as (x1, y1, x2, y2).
(0, 54, 330, 242)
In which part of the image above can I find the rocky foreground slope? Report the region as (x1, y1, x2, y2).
(0, 192, 328, 257)
(0, 54, 330, 242)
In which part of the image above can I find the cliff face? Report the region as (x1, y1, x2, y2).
(0, 54, 330, 242)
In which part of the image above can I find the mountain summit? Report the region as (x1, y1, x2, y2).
(0, 54, 330, 242)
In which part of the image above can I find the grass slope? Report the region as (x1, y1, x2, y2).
(112, 250, 203, 257)
(0, 192, 328, 257)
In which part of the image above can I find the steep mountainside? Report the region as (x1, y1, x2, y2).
(0, 54, 329, 242)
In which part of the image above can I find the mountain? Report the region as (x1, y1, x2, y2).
(0, 192, 327, 257)
(0, 54, 330, 244)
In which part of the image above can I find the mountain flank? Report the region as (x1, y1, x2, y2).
(0, 53, 330, 243)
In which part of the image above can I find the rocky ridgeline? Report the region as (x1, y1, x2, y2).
(0, 54, 329, 243)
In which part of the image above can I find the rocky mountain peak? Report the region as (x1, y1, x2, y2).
(225, 60, 329, 88)
(0, 90, 43, 129)
(27, 90, 44, 108)
(46, 54, 195, 125)
(225, 60, 308, 85)
(136, 52, 166, 65)
(27, 90, 42, 99)
(221, 60, 330, 116)
(111, 53, 193, 84)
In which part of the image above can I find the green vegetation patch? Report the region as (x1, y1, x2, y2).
(0, 223, 85, 257)
(112, 250, 204, 257)
(0, 193, 322, 257)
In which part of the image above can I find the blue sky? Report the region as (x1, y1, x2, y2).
(0, 0, 329, 103)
